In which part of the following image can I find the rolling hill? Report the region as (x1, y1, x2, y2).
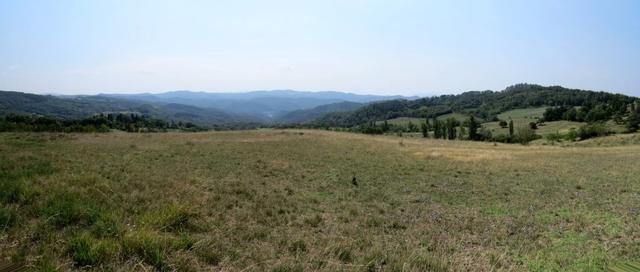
(275, 101, 364, 124)
(312, 84, 637, 128)
(0, 91, 254, 127)
(103, 90, 413, 121)
(0, 90, 417, 127)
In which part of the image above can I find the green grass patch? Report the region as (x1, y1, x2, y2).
(141, 205, 197, 232)
(0, 205, 19, 230)
(67, 232, 120, 267)
(40, 190, 101, 228)
(525, 231, 608, 271)
(122, 230, 173, 271)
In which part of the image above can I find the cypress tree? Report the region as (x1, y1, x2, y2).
(433, 119, 441, 139)
(420, 122, 428, 138)
(459, 126, 466, 140)
(508, 119, 514, 137)
(467, 116, 479, 140)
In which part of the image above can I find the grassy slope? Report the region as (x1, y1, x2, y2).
(483, 107, 586, 137)
(381, 113, 477, 127)
(1, 130, 640, 271)
(378, 117, 424, 126)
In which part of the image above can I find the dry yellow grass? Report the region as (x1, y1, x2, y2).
(1, 130, 639, 271)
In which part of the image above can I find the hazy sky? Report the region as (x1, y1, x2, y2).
(1, 0, 639, 96)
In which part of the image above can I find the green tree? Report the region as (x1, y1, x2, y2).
(459, 126, 466, 140)
(382, 120, 390, 132)
(627, 102, 640, 132)
(445, 118, 459, 140)
(420, 122, 428, 138)
(498, 120, 507, 128)
(466, 116, 479, 140)
(433, 119, 442, 139)
(516, 126, 537, 145)
(508, 119, 514, 137)
(407, 121, 417, 132)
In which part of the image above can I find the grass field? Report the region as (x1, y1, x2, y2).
(1, 130, 640, 271)
(483, 107, 565, 136)
(381, 113, 475, 128)
(378, 117, 424, 127)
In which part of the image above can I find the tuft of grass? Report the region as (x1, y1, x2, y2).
(67, 232, 119, 267)
(141, 205, 196, 232)
(40, 190, 100, 228)
(0, 205, 19, 230)
(333, 246, 353, 263)
(91, 212, 123, 238)
(122, 230, 171, 271)
(288, 240, 307, 256)
(191, 238, 223, 265)
(0, 179, 24, 204)
(407, 252, 449, 272)
(610, 261, 640, 272)
(302, 214, 323, 228)
(272, 264, 304, 272)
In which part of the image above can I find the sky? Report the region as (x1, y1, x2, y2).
(0, 0, 639, 96)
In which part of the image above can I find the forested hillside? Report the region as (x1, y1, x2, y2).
(313, 84, 637, 128)
(0, 91, 255, 128)
(276, 101, 363, 124)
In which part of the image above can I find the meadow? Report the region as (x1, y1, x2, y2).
(1, 130, 639, 271)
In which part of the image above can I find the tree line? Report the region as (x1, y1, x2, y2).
(355, 115, 541, 144)
(0, 113, 206, 133)
(543, 101, 640, 133)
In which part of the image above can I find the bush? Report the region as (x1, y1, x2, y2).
(565, 128, 578, 141)
(545, 132, 563, 142)
(515, 127, 539, 145)
(578, 123, 611, 140)
(491, 134, 513, 143)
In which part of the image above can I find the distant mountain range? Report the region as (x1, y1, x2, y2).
(0, 90, 416, 128)
(4, 85, 635, 130)
(101, 90, 413, 121)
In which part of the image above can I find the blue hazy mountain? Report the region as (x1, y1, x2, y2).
(102, 90, 416, 120)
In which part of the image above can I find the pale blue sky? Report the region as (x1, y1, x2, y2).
(1, 0, 639, 96)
